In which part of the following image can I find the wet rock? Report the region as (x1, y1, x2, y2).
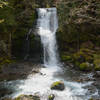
(51, 81, 65, 91)
(31, 69, 40, 74)
(92, 82, 99, 86)
(15, 94, 40, 100)
(0, 62, 41, 81)
(89, 98, 93, 100)
(0, 88, 12, 97)
(2, 98, 12, 100)
(94, 71, 100, 77)
(48, 94, 55, 100)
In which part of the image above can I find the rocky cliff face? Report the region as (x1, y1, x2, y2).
(0, 0, 100, 60)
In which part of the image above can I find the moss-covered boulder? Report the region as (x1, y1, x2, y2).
(61, 55, 73, 62)
(94, 59, 100, 71)
(89, 98, 93, 100)
(48, 94, 55, 100)
(51, 81, 65, 91)
(15, 94, 40, 100)
(79, 62, 92, 71)
(73, 48, 94, 63)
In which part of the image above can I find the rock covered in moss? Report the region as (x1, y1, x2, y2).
(89, 98, 93, 100)
(94, 59, 100, 71)
(51, 81, 65, 91)
(73, 48, 94, 63)
(61, 55, 73, 62)
(15, 94, 40, 100)
(79, 62, 92, 71)
(48, 94, 55, 100)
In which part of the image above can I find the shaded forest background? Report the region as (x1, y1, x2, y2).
(0, 0, 100, 71)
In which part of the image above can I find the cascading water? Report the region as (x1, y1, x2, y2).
(37, 8, 59, 67)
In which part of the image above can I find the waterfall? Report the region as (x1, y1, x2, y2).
(37, 8, 59, 67)
(2, 8, 91, 100)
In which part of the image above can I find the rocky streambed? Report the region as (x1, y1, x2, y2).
(0, 61, 100, 100)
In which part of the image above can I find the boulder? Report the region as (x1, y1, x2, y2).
(51, 81, 65, 91)
(15, 94, 40, 100)
(48, 94, 55, 100)
(94, 59, 100, 71)
(79, 62, 92, 71)
(93, 71, 100, 77)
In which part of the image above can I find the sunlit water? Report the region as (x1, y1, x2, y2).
(0, 8, 98, 100)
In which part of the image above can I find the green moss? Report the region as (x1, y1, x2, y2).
(0, 57, 15, 71)
(51, 81, 61, 87)
(15, 94, 24, 100)
(15, 94, 40, 100)
(89, 98, 94, 100)
(48, 94, 55, 100)
(95, 66, 100, 71)
(73, 48, 93, 63)
(51, 81, 65, 91)
(93, 54, 100, 59)
(94, 59, 100, 71)
(74, 61, 80, 67)
(61, 55, 73, 62)
(79, 62, 92, 71)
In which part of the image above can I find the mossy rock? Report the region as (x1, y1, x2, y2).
(61, 55, 73, 62)
(51, 81, 65, 91)
(79, 62, 92, 71)
(74, 61, 80, 67)
(94, 59, 100, 71)
(95, 66, 100, 71)
(48, 94, 55, 100)
(15, 94, 40, 100)
(0, 57, 14, 72)
(89, 98, 94, 100)
(93, 54, 100, 59)
(73, 48, 94, 63)
(73, 51, 85, 63)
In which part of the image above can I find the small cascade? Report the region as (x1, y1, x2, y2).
(37, 8, 59, 67)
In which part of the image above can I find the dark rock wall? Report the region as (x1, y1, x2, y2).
(0, 0, 100, 60)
